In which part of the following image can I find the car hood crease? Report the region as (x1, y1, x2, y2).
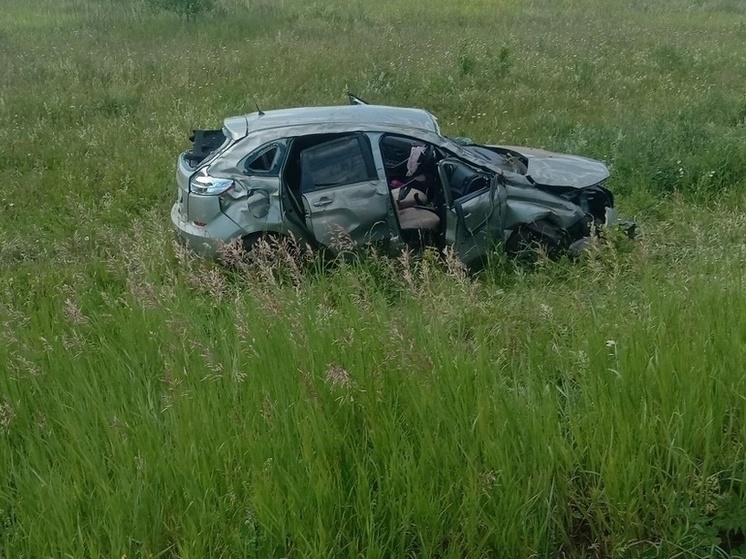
(503, 146, 610, 188)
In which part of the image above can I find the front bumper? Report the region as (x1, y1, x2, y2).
(604, 207, 636, 238)
(618, 219, 637, 239)
(568, 220, 637, 256)
(170, 203, 244, 259)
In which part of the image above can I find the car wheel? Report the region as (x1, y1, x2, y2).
(241, 232, 315, 269)
(241, 232, 287, 259)
(505, 220, 565, 263)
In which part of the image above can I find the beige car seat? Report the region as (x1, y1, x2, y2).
(390, 185, 428, 209)
(392, 156, 441, 234)
(396, 205, 440, 230)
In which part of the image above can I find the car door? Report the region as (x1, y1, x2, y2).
(438, 159, 506, 265)
(299, 134, 391, 251)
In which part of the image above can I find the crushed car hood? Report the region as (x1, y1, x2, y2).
(468, 144, 610, 189)
(501, 145, 609, 188)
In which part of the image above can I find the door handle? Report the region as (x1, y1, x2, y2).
(312, 196, 333, 207)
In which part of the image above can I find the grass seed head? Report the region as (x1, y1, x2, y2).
(63, 297, 89, 325)
(0, 398, 16, 435)
(325, 363, 351, 388)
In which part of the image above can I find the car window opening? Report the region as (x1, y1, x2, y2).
(246, 145, 280, 173)
(185, 128, 228, 167)
(380, 135, 448, 250)
(281, 133, 372, 219)
(441, 160, 491, 200)
(299, 135, 376, 192)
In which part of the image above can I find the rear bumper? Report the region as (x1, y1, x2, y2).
(170, 203, 244, 259)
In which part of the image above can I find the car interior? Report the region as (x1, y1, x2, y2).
(379, 135, 444, 246)
(282, 133, 350, 217)
(380, 135, 493, 249)
(280, 132, 495, 251)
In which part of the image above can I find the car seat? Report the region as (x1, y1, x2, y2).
(391, 146, 441, 235)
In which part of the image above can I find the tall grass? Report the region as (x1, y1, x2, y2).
(3, 210, 746, 557)
(2, 0, 746, 556)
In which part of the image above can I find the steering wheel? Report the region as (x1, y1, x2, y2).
(464, 175, 484, 195)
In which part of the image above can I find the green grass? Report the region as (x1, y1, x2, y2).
(2, 0, 746, 557)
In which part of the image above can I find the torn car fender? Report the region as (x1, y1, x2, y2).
(503, 184, 586, 232)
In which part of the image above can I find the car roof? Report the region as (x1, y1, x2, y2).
(224, 104, 440, 137)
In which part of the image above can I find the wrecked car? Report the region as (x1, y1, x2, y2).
(171, 99, 633, 267)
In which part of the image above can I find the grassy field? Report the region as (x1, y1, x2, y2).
(2, 0, 746, 557)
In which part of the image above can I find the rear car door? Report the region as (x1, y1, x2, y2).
(438, 159, 506, 265)
(299, 134, 391, 251)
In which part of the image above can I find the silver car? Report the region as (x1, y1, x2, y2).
(171, 100, 631, 266)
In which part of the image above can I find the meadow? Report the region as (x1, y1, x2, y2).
(2, 0, 746, 556)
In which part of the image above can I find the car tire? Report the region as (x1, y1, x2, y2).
(241, 232, 315, 269)
(505, 220, 565, 263)
(240, 232, 287, 259)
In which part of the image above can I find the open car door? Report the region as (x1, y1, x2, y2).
(438, 159, 506, 265)
(299, 135, 390, 252)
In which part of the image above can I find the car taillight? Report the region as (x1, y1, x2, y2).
(190, 172, 234, 196)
